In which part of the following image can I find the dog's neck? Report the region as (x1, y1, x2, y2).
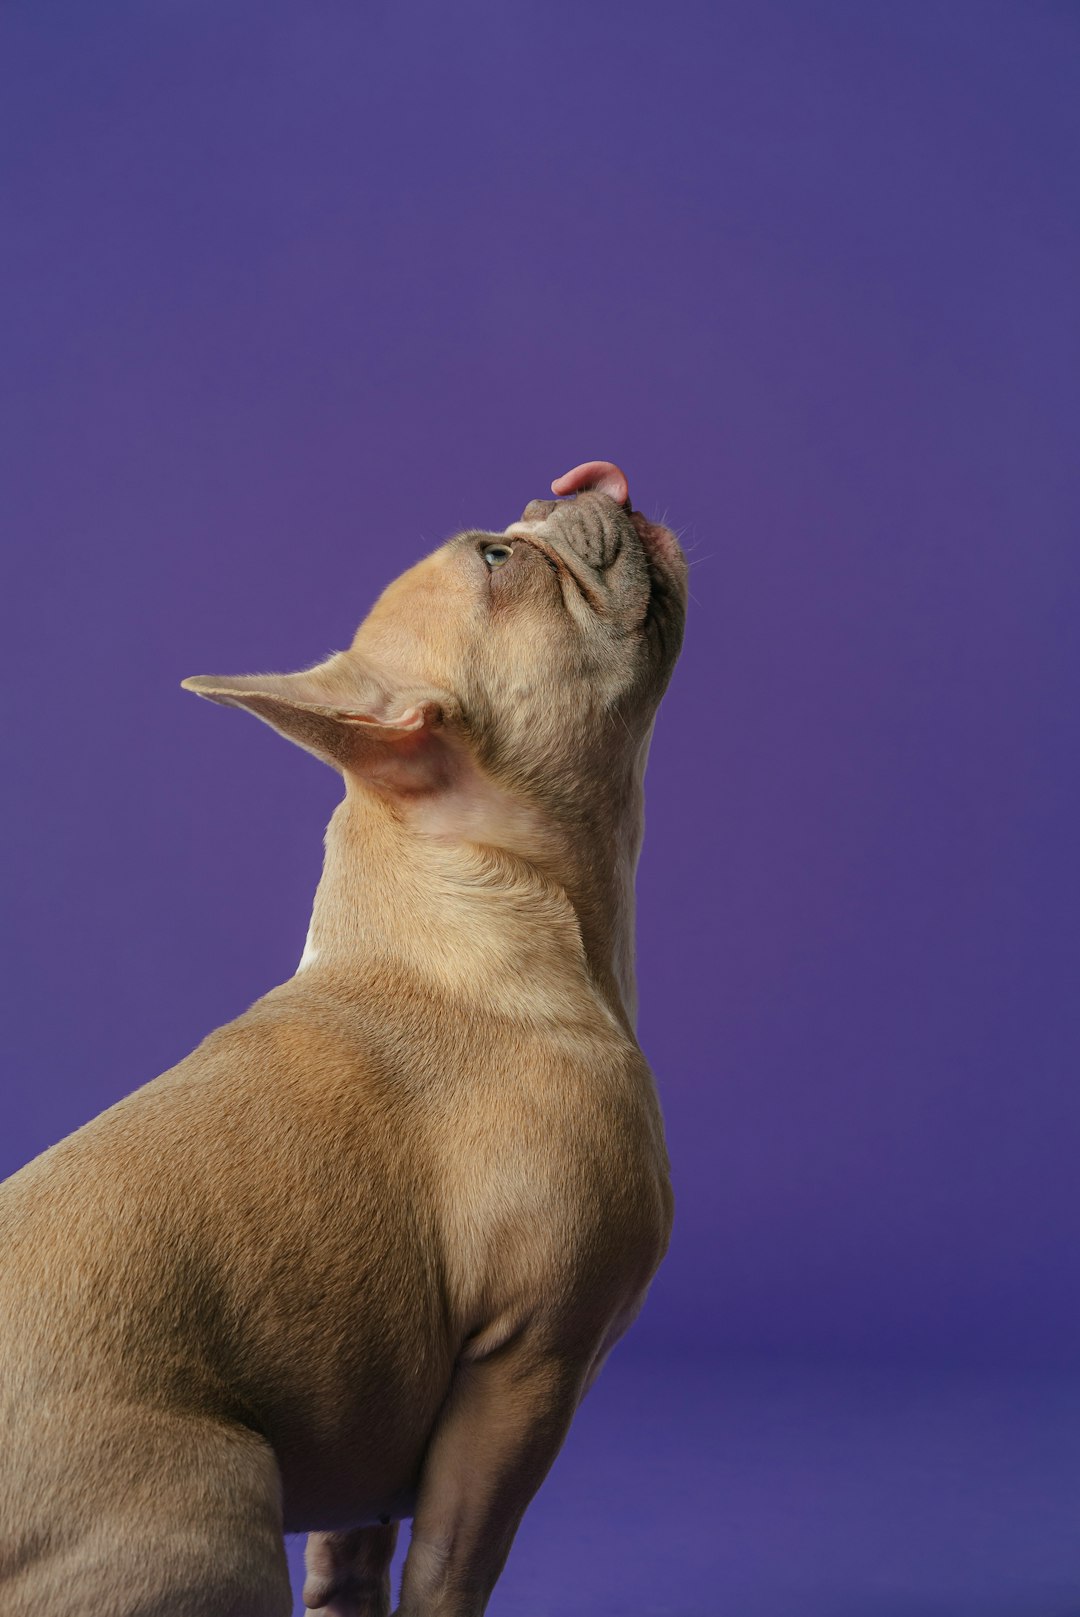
(295, 772, 643, 1032)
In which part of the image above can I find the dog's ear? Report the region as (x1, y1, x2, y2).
(182, 652, 459, 795)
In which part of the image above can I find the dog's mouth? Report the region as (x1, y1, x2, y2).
(502, 462, 686, 657)
(510, 515, 683, 662)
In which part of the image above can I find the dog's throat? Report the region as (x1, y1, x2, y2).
(292, 791, 639, 1029)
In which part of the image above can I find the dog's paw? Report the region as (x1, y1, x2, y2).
(304, 1525, 397, 1617)
(302, 1571, 391, 1617)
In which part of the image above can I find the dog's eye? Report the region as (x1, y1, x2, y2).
(481, 543, 513, 569)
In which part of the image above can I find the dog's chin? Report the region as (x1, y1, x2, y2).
(632, 511, 686, 584)
(636, 528, 686, 659)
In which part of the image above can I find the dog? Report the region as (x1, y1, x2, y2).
(0, 460, 687, 1617)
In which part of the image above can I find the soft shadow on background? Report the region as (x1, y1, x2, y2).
(3, 4, 1078, 1612)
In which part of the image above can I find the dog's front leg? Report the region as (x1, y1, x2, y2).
(303, 1522, 399, 1617)
(393, 1345, 583, 1617)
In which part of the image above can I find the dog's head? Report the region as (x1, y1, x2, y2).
(184, 462, 686, 846)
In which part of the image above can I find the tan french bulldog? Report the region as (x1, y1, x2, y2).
(0, 461, 687, 1617)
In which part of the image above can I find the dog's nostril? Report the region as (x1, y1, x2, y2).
(519, 499, 559, 524)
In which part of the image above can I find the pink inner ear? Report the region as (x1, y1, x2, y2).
(334, 699, 456, 798)
(338, 705, 426, 733)
(551, 460, 630, 506)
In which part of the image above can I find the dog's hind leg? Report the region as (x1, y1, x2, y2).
(0, 1409, 292, 1617)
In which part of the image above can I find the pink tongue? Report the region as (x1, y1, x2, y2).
(551, 460, 630, 506)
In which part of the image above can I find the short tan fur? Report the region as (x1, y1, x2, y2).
(0, 463, 687, 1617)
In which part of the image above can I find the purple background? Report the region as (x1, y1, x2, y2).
(3, 4, 1079, 1611)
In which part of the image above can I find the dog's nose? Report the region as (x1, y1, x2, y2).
(519, 498, 560, 524)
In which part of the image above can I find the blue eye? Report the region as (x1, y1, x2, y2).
(482, 543, 513, 569)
